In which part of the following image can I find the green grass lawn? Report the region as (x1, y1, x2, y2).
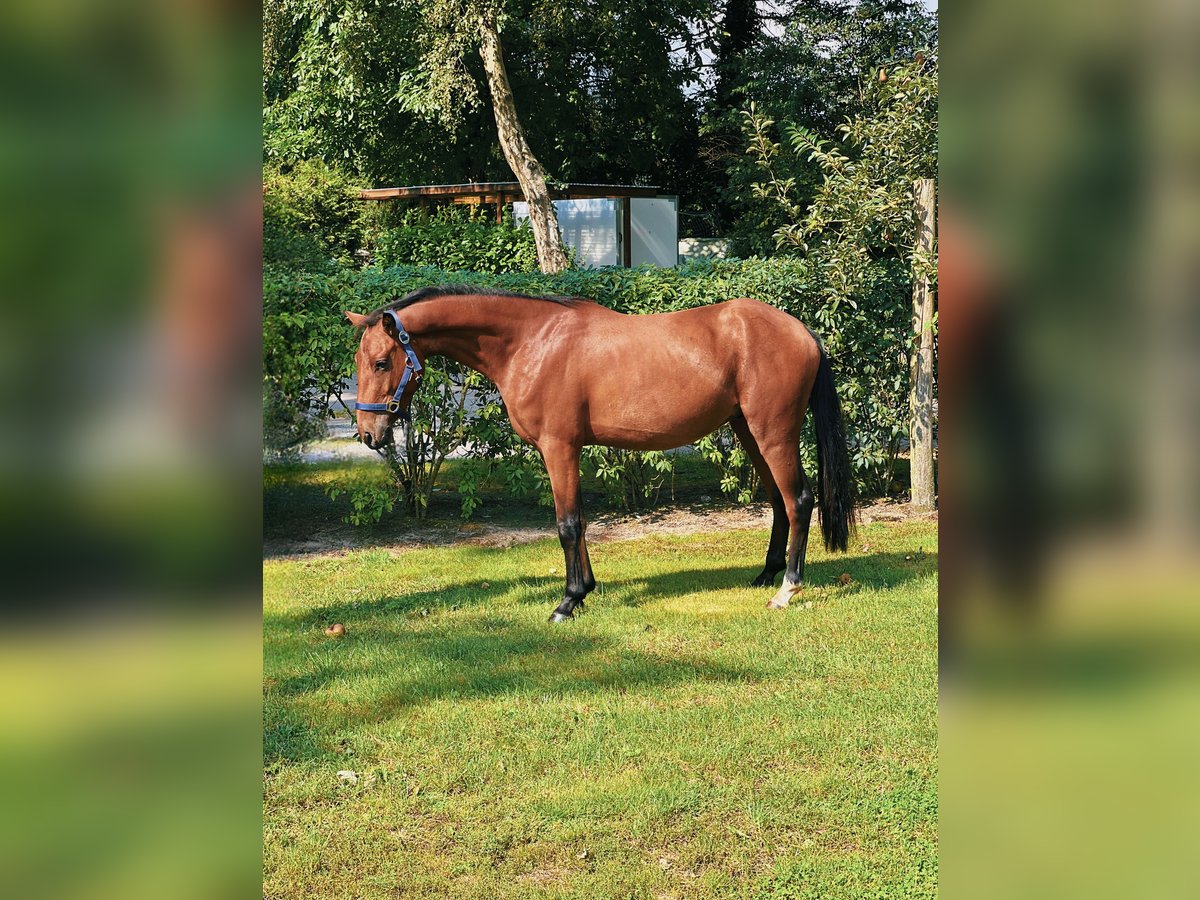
(264, 521, 937, 899)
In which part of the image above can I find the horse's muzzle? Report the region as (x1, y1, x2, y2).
(361, 427, 393, 449)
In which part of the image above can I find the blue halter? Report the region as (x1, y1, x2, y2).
(354, 310, 424, 421)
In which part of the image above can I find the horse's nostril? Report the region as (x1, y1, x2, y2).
(363, 432, 373, 448)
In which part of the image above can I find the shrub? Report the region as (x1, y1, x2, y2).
(373, 206, 541, 274)
(262, 159, 371, 266)
(262, 271, 360, 455)
(584, 447, 676, 511)
(263, 257, 911, 512)
(383, 361, 485, 519)
(263, 193, 335, 274)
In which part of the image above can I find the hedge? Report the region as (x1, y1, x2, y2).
(373, 207, 542, 274)
(262, 160, 379, 269)
(264, 258, 912, 517)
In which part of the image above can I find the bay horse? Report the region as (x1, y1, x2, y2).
(344, 285, 855, 622)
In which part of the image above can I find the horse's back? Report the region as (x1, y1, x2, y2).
(568, 296, 817, 378)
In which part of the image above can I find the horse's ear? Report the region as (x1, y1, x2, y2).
(343, 311, 369, 329)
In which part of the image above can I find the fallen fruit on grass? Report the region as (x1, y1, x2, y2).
(325, 623, 346, 637)
(839, 573, 853, 585)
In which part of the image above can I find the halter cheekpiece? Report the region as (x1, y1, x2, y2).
(354, 309, 424, 421)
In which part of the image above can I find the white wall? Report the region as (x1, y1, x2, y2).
(515, 196, 680, 268)
(629, 197, 678, 267)
(513, 198, 619, 268)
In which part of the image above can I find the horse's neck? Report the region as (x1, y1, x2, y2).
(414, 295, 548, 384)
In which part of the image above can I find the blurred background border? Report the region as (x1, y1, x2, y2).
(0, 0, 1197, 895)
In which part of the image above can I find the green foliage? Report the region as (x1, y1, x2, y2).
(264, 0, 718, 232)
(262, 159, 371, 266)
(263, 0, 934, 243)
(263, 193, 336, 273)
(745, 52, 938, 296)
(583, 447, 676, 511)
(741, 53, 938, 493)
(264, 256, 912, 507)
(390, 0, 495, 130)
(384, 360, 484, 519)
(263, 382, 328, 461)
(695, 430, 759, 505)
(455, 402, 553, 519)
(374, 207, 541, 274)
(325, 479, 396, 527)
(322, 362, 488, 526)
(262, 270, 360, 455)
(707, 1, 937, 248)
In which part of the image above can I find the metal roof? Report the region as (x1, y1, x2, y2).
(358, 181, 664, 201)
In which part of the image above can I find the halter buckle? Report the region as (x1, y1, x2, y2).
(386, 399, 402, 414)
(397, 331, 410, 345)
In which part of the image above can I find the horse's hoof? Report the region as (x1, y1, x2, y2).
(767, 578, 802, 610)
(548, 611, 574, 623)
(750, 571, 776, 587)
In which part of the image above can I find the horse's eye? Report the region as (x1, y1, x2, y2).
(374, 359, 390, 372)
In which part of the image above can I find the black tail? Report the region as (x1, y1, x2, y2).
(808, 337, 857, 552)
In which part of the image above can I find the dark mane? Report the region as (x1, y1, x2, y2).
(363, 284, 588, 324)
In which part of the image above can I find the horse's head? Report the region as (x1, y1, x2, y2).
(344, 310, 425, 449)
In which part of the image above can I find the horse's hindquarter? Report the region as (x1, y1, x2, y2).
(573, 304, 756, 450)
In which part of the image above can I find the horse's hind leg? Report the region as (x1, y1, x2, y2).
(753, 438, 816, 610)
(578, 523, 596, 594)
(730, 416, 787, 587)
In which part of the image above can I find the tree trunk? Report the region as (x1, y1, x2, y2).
(478, 17, 569, 274)
(714, 0, 758, 106)
(909, 177, 937, 509)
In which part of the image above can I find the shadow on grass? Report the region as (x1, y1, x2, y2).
(263, 620, 762, 763)
(271, 550, 936, 631)
(264, 470, 570, 557)
(273, 664, 346, 698)
(262, 548, 936, 762)
(264, 704, 325, 765)
(263, 455, 745, 556)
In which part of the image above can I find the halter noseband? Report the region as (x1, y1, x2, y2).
(354, 310, 424, 421)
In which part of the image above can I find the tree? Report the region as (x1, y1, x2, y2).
(700, 0, 936, 250)
(909, 176, 936, 508)
(477, 11, 568, 272)
(745, 51, 938, 502)
(395, 0, 571, 271)
(264, 0, 705, 262)
(264, 0, 935, 251)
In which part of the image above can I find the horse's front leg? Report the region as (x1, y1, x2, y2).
(541, 441, 593, 623)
